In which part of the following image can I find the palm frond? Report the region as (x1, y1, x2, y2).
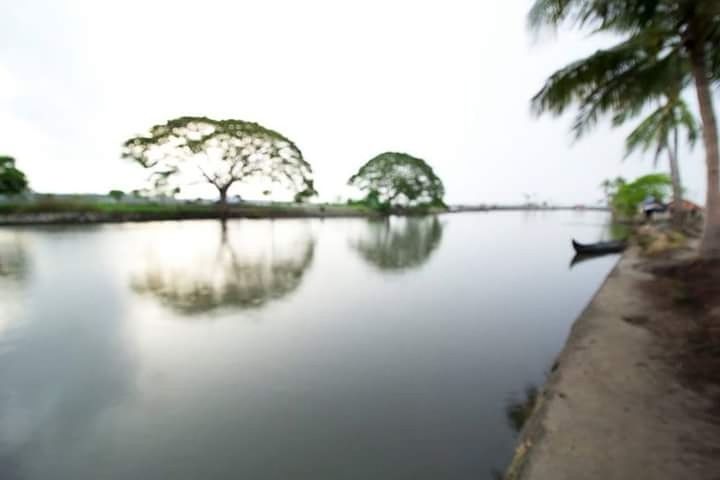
(528, 0, 578, 30)
(624, 96, 698, 164)
(531, 28, 687, 138)
(529, 0, 667, 33)
(676, 99, 699, 148)
(625, 103, 669, 158)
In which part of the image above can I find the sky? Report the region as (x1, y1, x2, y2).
(0, 0, 709, 205)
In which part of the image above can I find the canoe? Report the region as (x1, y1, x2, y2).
(571, 238, 626, 255)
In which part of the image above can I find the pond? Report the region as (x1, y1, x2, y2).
(0, 211, 619, 480)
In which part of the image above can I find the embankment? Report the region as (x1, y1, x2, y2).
(506, 247, 719, 480)
(0, 204, 378, 225)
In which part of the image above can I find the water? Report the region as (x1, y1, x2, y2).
(0, 211, 619, 480)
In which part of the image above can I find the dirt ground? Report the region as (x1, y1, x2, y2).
(643, 254, 720, 410)
(506, 246, 720, 480)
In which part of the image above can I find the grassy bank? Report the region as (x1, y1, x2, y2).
(0, 196, 452, 225)
(0, 198, 382, 224)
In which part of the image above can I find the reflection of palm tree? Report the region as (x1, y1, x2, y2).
(351, 216, 443, 271)
(132, 221, 315, 315)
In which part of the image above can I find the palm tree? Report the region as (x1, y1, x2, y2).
(600, 177, 626, 207)
(529, 0, 720, 257)
(530, 28, 693, 222)
(623, 94, 698, 225)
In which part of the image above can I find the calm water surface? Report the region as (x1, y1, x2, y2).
(0, 212, 619, 479)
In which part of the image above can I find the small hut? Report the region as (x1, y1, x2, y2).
(669, 199, 703, 216)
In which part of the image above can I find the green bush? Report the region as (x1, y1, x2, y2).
(608, 174, 672, 218)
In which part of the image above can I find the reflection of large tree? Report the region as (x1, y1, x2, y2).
(351, 216, 443, 271)
(132, 222, 315, 315)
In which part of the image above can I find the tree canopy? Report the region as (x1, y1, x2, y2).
(122, 116, 316, 205)
(530, 23, 690, 139)
(624, 97, 697, 162)
(108, 190, 125, 202)
(0, 156, 29, 196)
(348, 152, 445, 211)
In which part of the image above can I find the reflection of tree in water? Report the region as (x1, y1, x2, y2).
(0, 234, 28, 281)
(132, 222, 315, 315)
(505, 385, 539, 434)
(351, 216, 443, 271)
(487, 385, 540, 480)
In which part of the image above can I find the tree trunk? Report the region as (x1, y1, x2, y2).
(689, 39, 720, 258)
(667, 129, 684, 228)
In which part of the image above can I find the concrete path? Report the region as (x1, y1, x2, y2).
(507, 249, 720, 480)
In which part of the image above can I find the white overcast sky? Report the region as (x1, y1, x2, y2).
(0, 0, 709, 204)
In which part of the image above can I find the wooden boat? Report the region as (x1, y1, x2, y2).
(571, 239, 626, 255)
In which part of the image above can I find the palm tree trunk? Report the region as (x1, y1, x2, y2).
(667, 128, 684, 227)
(689, 40, 720, 258)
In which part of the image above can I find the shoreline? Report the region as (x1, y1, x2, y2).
(0, 205, 379, 226)
(505, 246, 719, 479)
(0, 205, 608, 226)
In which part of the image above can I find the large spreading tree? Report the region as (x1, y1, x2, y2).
(0, 156, 28, 195)
(348, 152, 445, 211)
(529, 0, 720, 257)
(122, 116, 316, 206)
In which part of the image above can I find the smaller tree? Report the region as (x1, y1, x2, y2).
(0, 156, 29, 195)
(108, 190, 125, 202)
(348, 152, 445, 211)
(600, 177, 627, 206)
